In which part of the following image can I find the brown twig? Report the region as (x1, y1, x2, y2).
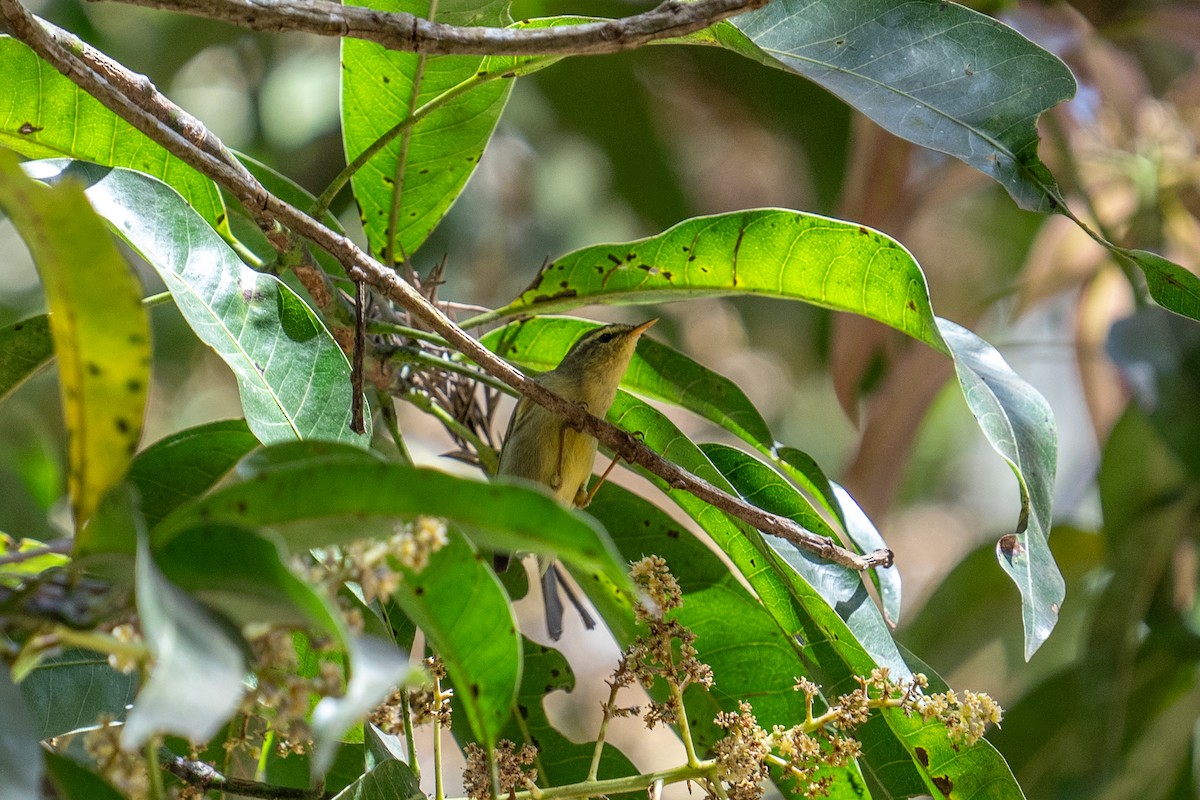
(160, 754, 331, 800)
(88, 0, 767, 57)
(0, 0, 892, 573)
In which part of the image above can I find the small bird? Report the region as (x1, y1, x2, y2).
(495, 319, 657, 639)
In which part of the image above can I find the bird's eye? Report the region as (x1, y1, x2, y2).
(597, 332, 615, 344)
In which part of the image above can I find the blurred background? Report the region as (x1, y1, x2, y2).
(2, 0, 1199, 796)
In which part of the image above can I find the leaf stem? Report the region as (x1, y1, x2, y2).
(51, 625, 150, 663)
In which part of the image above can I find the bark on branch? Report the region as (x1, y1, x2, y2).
(0, 0, 893, 573)
(91, 0, 767, 57)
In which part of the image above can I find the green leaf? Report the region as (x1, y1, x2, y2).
(17, 649, 138, 739)
(483, 210, 945, 352)
(1122, 248, 1200, 323)
(43, 752, 125, 800)
(342, 0, 512, 261)
(380, 527, 519, 747)
(121, 528, 245, 749)
(0, 38, 230, 236)
(126, 420, 260, 529)
(365, 723, 408, 769)
(154, 449, 632, 597)
(312, 636, 420, 777)
(0, 667, 40, 800)
(832, 483, 900, 625)
(700, 443, 905, 671)
(0, 313, 52, 406)
(329, 758, 423, 800)
(0, 151, 150, 527)
(155, 524, 348, 644)
(937, 319, 1061, 660)
(25, 159, 369, 447)
(707, 0, 1075, 211)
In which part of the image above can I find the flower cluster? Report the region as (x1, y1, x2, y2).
(83, 715, 149, 799)
(229, 627, 344, 758)
(710, 668, 1002, 800)
(308, 516, 449, 607)
(916, 687, 1004, 747)
(613, 556, 713, 731)
(463, 740, 538, 800)
(371, 656, 451, 734)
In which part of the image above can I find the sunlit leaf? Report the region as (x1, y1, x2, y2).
(0, 39, 229, 236)
(832, 483, 901, 625)
(481, 210, 944, 351)
(0, 151, 149, 527)
(24, 159, 369, 447)
(342, 0, 511, 261)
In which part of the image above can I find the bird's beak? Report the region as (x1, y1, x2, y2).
(632, 318, 658, 338)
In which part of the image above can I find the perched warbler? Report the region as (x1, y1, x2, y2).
(495, 319, 657, 639)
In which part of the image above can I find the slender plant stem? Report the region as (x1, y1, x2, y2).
(51, 626, 150, 663)
(588, 681, 622, 781)
(400, 691, 420, 779)
(433, 676, 446, 800)
(145, 738, 166, 800)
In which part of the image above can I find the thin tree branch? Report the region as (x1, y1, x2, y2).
(0, 0, 893, 574)
(0, 539, 71, 567)
(160, 754, 331, 800)
(90, 0, 767, 57)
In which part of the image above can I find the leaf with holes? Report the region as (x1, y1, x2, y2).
(342, 0, 511, 262)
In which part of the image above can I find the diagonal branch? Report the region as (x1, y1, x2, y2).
(89, 0, 766, 57)
(0, 0, 892, 574)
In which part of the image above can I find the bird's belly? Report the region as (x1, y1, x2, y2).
(556, 428, 598, 504)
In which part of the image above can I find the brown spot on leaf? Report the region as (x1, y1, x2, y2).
(114, 418, 130, 434)
(915, 746, 928, 767)
(932, 775, 953, 796)
(18, 122, 42, 135)
(998, 533, 1023, 559)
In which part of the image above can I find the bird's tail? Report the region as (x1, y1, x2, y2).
(540, 560, 596, 640)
